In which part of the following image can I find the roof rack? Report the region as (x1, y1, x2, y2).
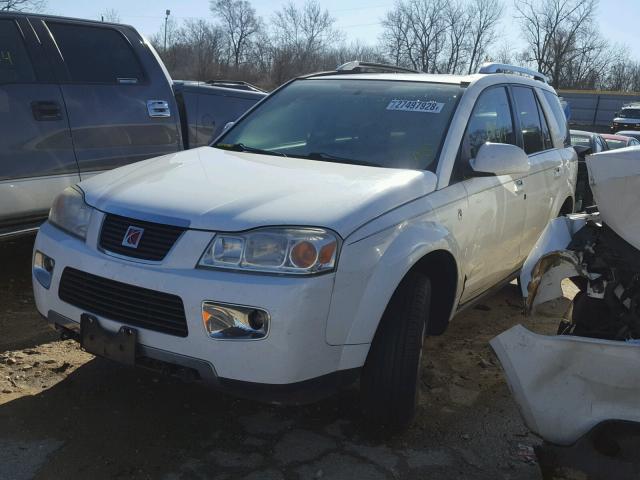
(478, 62, 548, 83)
(335, 61, 419, 74)
(205, 80, 265, 93)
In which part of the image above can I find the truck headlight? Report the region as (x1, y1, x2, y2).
(48, 186, 93, 240)
(198, 227, 340, 275)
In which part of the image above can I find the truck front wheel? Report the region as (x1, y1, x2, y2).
(360, 271, 431, 431)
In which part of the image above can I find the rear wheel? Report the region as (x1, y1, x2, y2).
(360, 271, 431, 431)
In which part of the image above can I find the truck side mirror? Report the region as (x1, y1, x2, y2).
(470, 143, 530, 176)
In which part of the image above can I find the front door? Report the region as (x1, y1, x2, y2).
(456, 86, 527, 302)
(0, 17, 78, 232)
(32, 18, 181, 178)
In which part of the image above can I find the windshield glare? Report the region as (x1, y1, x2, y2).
(214, 78, 462, 171)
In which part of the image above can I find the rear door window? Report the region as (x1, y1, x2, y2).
(542, 90, 570, 147)
(0, 19, 36, 84)
(512, 86, 544, 155)
(47, 22, 144, 84)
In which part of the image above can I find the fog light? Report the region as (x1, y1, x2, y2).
(202, 302, 269, 340)
(33, 250, 55, 289)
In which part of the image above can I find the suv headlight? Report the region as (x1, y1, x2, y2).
(198, 227, 340, 275)
(49, 186, 93, 240)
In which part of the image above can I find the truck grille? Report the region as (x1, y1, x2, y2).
(59, 267, 188, 337)
(99, 214, 185, 261)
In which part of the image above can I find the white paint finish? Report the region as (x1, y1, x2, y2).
(32, 71, 575, 388)
(470, 143, 530, 175)
(80, 147, 438, 238)
(459, 174, 526, 302)
(491, 325, 640, 446)
(33, 222, 360, 384)
(587, 146, 640, 251)
(519, 149, 563, 259)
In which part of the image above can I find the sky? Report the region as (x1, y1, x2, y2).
(46, 0, 640, 61)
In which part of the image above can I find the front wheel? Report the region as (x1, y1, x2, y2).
(360, 271, 431, 431)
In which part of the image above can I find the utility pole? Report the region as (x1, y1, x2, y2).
(164, 9, 171, 51)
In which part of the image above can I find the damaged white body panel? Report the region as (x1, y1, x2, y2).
(587, 146, 640, 251)
(519, 213, 589, 309)
(494, 146, 640, 445)
(490, 325, 640, 446)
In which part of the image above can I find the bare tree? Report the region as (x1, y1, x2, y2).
(270, 1, 341, 82)
(210, 0, 262, 68)
(466, 0, 502, 74)
(514, 0, 599, 88)
(178, 20, 226, 80)
(101, 8, 121, 23)
(0, 0, 45, 11)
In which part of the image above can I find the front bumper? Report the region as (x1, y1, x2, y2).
(32, 216, 369, 394)
(612, 123, 640, 132)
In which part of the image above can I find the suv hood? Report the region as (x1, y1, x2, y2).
(81, 147, 437, 238)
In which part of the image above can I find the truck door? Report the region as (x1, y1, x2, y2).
(0, 17, 78, 233)
(456, 86, 527, 303)
(32, 18, 181, 178)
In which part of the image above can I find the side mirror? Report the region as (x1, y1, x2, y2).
(573, 145, 592, 158)
(470, 143, 530, 176)
(222, 121, 235, 132)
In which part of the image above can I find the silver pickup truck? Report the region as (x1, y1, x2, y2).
(0, 13, 265, 239)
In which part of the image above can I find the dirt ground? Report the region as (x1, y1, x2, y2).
(0, 237, 576, 480)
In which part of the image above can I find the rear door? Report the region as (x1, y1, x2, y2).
(0, 16, 78, 233)
(32, 18, 181, 178)
(510, 85, 562, 258)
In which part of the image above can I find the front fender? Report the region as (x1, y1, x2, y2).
(326, 218, 461, 346)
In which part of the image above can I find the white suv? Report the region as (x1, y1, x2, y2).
(32, 62, 577, 430)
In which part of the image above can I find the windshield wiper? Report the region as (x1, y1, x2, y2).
(305, 152, 379, 167)
(216, 143, 287, 157)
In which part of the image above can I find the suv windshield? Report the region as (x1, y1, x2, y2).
(618, 108, 640, 118)
(214, 78, 462, 171)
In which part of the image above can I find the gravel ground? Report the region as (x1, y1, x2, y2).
(0, 237, 576, 480)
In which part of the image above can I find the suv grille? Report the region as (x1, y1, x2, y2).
(99, 214, 185, 261)
(59, 268, 188, 337)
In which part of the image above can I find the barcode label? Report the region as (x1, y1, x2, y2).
(386, 99, 444, 113)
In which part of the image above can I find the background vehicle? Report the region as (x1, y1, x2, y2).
(570, 129, 608, 210)
(614, 130, 640, 142)
(601, 133, 640, 149)
(0, 13, 265, 239)
(611, 102, 640, 132)
(32, 62, 577, 430)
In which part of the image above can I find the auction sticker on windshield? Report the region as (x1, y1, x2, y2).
(386, 99, 444, 113)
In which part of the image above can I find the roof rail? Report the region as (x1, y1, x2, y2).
(205, 79, 265, 93)
(478, 62, 548, 83)
(335, 61, 419, 74)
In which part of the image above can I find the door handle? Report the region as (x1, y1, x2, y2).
(514, 178, 524, 194)
(147, 100, 171, 118)
(31, 101, 62, 121)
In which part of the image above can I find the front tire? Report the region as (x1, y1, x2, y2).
(360, 271, 431, 431)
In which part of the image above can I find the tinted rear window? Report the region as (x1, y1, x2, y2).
(48, 22, 144, 84)
(0, 19, 36, 84)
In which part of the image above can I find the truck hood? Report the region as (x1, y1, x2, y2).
(81, 147, 437, 237)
